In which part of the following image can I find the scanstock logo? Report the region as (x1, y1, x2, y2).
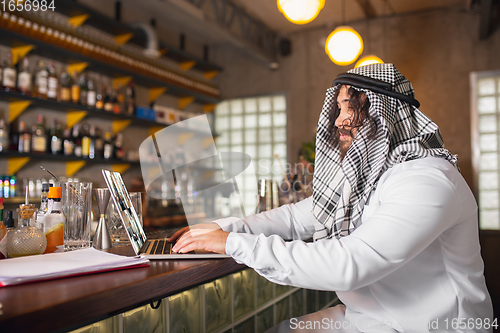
(138, 114, 256, 226)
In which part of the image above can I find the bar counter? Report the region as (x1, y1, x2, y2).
(0, 246, 246, 333)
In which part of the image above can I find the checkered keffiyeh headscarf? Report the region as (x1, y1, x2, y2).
(312, 63, 458, 240)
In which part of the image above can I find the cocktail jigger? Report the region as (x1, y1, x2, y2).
(93, 188, 112, 250)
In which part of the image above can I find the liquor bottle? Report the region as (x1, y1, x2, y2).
(49, 119, 63, 155)
(47, 61, 58, 100)
(72, 123, 82, 157)
(70, 71, 80, 104)
(17, 57, 31, 95)
(103, 130, 113, 160)
(115, 84, 124, 114)
(63, 127, 73, 156)
(95, 84, 104, 110)
(79, 73, 88, 106)
(8, 120, 19, 151)
(43, 187, 64, 254)
(114, 132, 124, 160)
(35, 183, 51, 230)
(7, 202, 47, 257)
(9, 176, 16, 198)
(87, 75, 96, 108)
(125, 82, 136, 116)
(3, 176, 8, 198)
(94, 127, 104, 158)
(103, 87, 113, 112)
(59, 71, 71, 103)
(89, 124, 96, 159)
(0, 119, 9, 152)
(18, 120, 31, 153)
(31, 114, 47, 154)
(33, 60, 48, 98)
(81, 123, 90, 158)
(2, 51, 17, 92)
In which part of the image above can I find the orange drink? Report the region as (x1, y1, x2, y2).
(44, 223, 64, 253)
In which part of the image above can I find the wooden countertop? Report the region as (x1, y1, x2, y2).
(0, 246, 245, 333)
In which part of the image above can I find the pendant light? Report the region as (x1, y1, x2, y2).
(324, 0, 363, 66)
(354, 55, 384, 68)
(277, 0, 325, 25)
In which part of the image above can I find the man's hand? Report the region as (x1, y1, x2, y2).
(169, 223, 229, 254)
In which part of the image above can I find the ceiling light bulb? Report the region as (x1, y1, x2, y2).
(354, 55, 384, 68)
(325, 26, 364, 66)
(277, 0, 325, 25)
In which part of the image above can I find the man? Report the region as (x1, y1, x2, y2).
(170, 63, 493, 332)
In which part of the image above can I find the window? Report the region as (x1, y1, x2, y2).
(471, 71, 500, 230)
(215, 94, 288, 212)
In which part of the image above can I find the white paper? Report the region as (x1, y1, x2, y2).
(0, 248, 149, 286)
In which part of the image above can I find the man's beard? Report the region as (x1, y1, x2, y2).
(338, 128, 353, 161)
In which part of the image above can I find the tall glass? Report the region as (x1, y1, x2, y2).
(61, 181, 92, 251)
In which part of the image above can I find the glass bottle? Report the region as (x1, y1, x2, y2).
(10, 176, 16, 198)
(8, 120, 18, 151)
(47, 61, 58, 100)
(35, 182, 51, 230)
(125, 82, 136, 116)
(72, 123, 82, 157)
(81, 123, 90, 158)
(114, 132, 124, 160)
(7, 203, 46, 257)
(103, 130, 113, 160)
(115, 85, 124, 114)
(79, 73, 88, 106)
(2, 51, 17, 92)
(43, 186, 64, 254)
(18, 120, 31, 153)
(89, 124, 96, 159)
(0, 119, 9, 152)
(31, 114, 46, 153)
(33, 60, 48, 98)
(3, 176, 8, 198)
(94, 127, 104, 159)
(0, 198, 5, 239)
(63, 127, 73, 156)
(17, 57, 31, 95)
(103, 87, 113, 112)
(59, 71, 71, 103)
(95, 84, 104, 110)
(87, 76, 96, 108)
(70, 71, 80, 104)
(49, 118, 63, 154)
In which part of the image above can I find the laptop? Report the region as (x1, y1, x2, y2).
(102, 169, 230, 259)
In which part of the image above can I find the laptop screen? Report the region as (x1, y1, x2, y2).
(102, 169, 147, 254)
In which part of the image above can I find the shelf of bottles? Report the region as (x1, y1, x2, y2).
(69, 268, 340, 333)
(0, 7, 221, 105)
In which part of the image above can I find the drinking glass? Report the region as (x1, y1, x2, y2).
(61, 181, 92, 251)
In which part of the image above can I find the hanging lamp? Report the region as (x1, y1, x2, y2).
(324, 0, 363, 66)
(354, 55, 384, 68)
(325, 26, 363, 66)
(277, 0, 325, 25)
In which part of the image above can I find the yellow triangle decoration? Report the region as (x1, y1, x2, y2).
(113, 76, 132, 89)
(178, 133, 194, 145)
(67, 111, 88, 128)
(66, 161, 86, 177)
(149, 87, 167, 103)
(112, 164, 131, 174)
(179, 97, 195, 110)
(203, 104, 216, 113)
(67, 63, 89, 74)
(203, 71, 219, 80)
(8, 157, 30, 175)
(9, 101, 31, 123)
(180, 61, 196, 71)
(112, 120, 131, 135)
(114, 33, 134, 46)
(11, 45, 34, 66)
(68, 14, 89, 27)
